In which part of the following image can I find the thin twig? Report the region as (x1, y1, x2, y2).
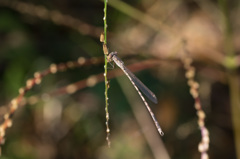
(0, 57, 103, 155)
(0, 0, 102, 37)
(102, 0, 111, 147)
(182, 43, 210, 159)
(219, 0, 240, 158)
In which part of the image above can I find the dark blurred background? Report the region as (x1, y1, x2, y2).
(0, 0, 239, 159)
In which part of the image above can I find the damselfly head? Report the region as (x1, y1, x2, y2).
(110, 51, 118, 56)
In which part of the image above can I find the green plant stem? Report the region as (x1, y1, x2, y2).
(103, 0, 110, 147)
(103, 0, 108, 44)
(219, 0, 234, 56)
(219, 0, 240, 158)
(228, 73, 240, 159)
(107, 0, 176, 37)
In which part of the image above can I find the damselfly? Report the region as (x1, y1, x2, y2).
(107, 52, 164, 136)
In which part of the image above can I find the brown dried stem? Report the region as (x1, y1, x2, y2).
(181, 43, 210, 159)
(0, 0, 102, 37)
(0, 57, 103, 154)
(50, 59, 160, 96)
(0, 56, 160, 155)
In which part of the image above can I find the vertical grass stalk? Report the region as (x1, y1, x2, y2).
(182, 44, 210, 159)
(219, 0, 240, 158)
(103, 0, 111, 147)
